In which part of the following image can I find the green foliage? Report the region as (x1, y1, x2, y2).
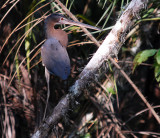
(96, 3, 112, 27)
(83, 133, 91, 138)
(154, 63, 160, 83)
(133, 49, 157, 70)
(133, 49, 160, 84)
(142, 8, 155, 18)
(15, 54, 20, 81)
(24, 0, 44, 73)
(137, 1, 160, 23)
(106, 87, 116, 94)
(24, 0, 45, 73)
(155, 50, 160, 82)
(155, 49, 160, 64)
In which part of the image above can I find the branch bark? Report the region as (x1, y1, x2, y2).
(32, 0, 150, 137)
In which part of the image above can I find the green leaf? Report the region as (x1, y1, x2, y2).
(133, 51, 142, 72)
(96, 3, 112, 27)
(137, 49, 157, 63)
(155, 49, 160, 64)
(154, 64, 160, 83)
(84, 133, 91, 138)
(133, 49, 157, 72)
(142, 8, 154, 18)
(106, 87, 116, 94)
(65, 26, 80, 31)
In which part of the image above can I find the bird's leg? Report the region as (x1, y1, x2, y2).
(43, 67, 50, 120)
(64, 80, 68, 92)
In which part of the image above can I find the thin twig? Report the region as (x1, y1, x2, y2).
(118, 60, 153, 66)
(0, 0, 20, 25)
(0, 0, 10, 10)
(123, 105, 160, 125)
(122, 131, 160, 137)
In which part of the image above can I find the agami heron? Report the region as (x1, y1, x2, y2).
(41, 13, 100, 119)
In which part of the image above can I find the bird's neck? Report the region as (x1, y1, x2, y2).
(45, 21, 55, 38)
(45, 22, 68, 47)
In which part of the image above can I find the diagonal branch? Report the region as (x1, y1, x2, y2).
(32, 0, 155, 137)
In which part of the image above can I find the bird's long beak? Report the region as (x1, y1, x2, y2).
(60, 18, 101, 31)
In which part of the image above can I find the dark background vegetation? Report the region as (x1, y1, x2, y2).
(0, 0, 160, 137)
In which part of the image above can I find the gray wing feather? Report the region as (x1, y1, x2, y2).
(41, 37, 70, 80)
